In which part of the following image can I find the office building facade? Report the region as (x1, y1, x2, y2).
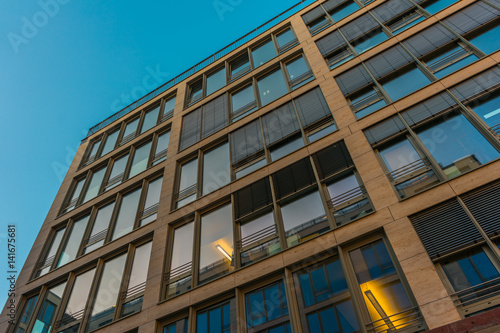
(3, 0, 500, 332)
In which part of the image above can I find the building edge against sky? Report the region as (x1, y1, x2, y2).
(3, 0, 500, 332)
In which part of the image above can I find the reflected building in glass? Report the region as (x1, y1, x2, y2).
(4, 0, 500, 332)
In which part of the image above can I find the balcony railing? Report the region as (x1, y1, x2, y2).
(83, 0, 317, 141)
(451, 277, 500, 313)
(366, 307, 424, 333)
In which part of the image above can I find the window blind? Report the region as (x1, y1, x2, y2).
(234, 178, 273, 219)
(371, 0, 416, 24)
(262, 102, 300, 146)
(313, 141, 354, 179)
(323, 0, 350, 12)
(364, 115, 407, 146)
(302, 6, 326, 24)
(293, 87, 332, 127)
(402, 23, 457, 58)
(401, 92, 457, 127)
(443, 2, 500, 36)
(201, 94, 228, 139)
(450, 67, 500, 102)
(335, 65, 373, 96)
(273, 158, 316, 199)
(365, 44, 414, 80)
(340, 13, 380, 42)
(461, 180, 500, 238)
(230, 120, 264, 164)
(179, 108, 201, 151)
(316, 30, 347, 57)
(410, 199, 483, 259)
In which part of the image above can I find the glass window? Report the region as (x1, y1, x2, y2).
(177, 159, 198, 208)
(470, 91, 500, 128)
(245, 281, 289, 329)
(129, 141, 152, 178)
(269, 136, 304, 161)
(188, 79, 203, 105)
(276, 28, 297, 52)
(153, 131, 170, 165)
(231, 84, 257, 121)
(32, 282, 66, 333)
(162, 96, 176, 120)
(280, 190, 328, 247)
(36, 227, 66, 278)
(141, 105, 160, 134)
(86, 139, 101, 164)
(387, 11, 425, 35)
(235, 158, 267, 179)
(164, 318, 188, 333)
(349, 240, 414, 330)
(14, 295, 39, 333)
(330, 1, 359, 22)
(206, 67, 226, 96)
(240, 211, 280, 267)
(285, 56, 313, 89)
(381, 66, 431, 102)
(257, 69, 288, 107)
(252, 40, 277, 68)
(352, 30, 388, 54)
(100, 130, 119, 157)
(121, 242, 152, 317)
(122, 118, 140, 143)
(57, 215, 89, 267)
(296, 258, 360, 333)
(140, 176, 163, 225)
(421, 0, 459, 15)
(112, 188, 141, 240)
(106, 154, 129, 190)
(230, 53, 250, 80)
(199, 204, 234, 284)
(424, 45, 478, 79)
(415, 113, 500, 179)
(65, 178, 85, 212)
(83, 167, 106, 203)
(468, 24, 500, 55)
(350, 87, 387, 119)
(307, 16, 329, 34)
(84, 202, 115, 254)
(167, 222, 194, 298)
(196, 300, 234, 333)
(87, 254, 126, 332)
(60, 268, 96, 332)
(202, 143, 230, 196)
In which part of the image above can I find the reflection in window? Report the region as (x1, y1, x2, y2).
(32, 282, 66, 333)
(350, 87, 387, 119)
(177, 159, 198, 208)
(196, 300, 234, 333)
(106, 154, 129, 190)
(245, 281, 289, 330)
(14, 295, 38, 333)
(140, 176, 163, 225)
(112, 188, 141, 240)
(85, 139, 101, 164)
(122, 118, 140, 144)
(36, 227, 65, 278)
(162, 96, 176, 120)
(57, 215, 89, 267)
(167, 222, 194, 298)
(87, 254, 126, 332)
(269, 136, 304, 161)
(60, 269, 95, 332)
(469, 24, 500, 56)
(230, 53, 251, 80)
(352, 30, 388, 54)
(285, 56, 313, 89)
(153, 131, 170, 165)
(83, 167, 106, 203)
(280, 190, 328, 247)
(100, 130, 119, 157)
(257, 69, 288, 107)
(330, 1, 359, 22)
(415, 113, 500, 179)
(231, 85, 257, 121)
(424, 45, 478, 79)
(203, 143, 230, 196)
(141, 105, 160, 134)
(381, 66, 431, 102)
(84, 202, 115, 254)
(206, 67, 226, 96)
(163, 318, 189, 333)
(296, 258, 360, 333)
(199, 204, 234, 284)
(64, 178, 85, 212)
(129, 141, 152, 178)
(252, 40, 277, 68)
(470, 92, 500, 129)
(240, 211, 280, 267)
(276, 28, 297, 52)
(121, 242, 152, 317)
(421, 0, 458, 15)
(350, 240, 414, 331)
(188, 79, 203, 105)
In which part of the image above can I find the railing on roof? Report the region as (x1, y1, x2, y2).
(83, 0, 317, 141)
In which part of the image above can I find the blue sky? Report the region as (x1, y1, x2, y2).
(0, 0, 302, 309)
